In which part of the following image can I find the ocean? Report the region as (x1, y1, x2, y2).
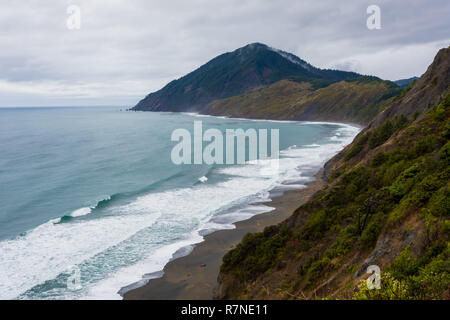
(0, 106, 359, 299)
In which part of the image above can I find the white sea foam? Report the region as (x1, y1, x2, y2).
(83, 232, 204, 300)
(55, 195, 113, 223)
(0, 167, 283, 299)
(70, 207, 92, 218)
(304, 143, 320, 147)
(0, 212, 161, 300)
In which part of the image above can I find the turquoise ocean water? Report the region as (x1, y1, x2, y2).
(0, 107, 359, 299)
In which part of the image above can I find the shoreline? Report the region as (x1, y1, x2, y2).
(123, 171, 325, 300)
(132, 109, 365, 129)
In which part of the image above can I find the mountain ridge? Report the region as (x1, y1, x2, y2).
(395, 77, 419, 87)
(132, 43, 370, 113)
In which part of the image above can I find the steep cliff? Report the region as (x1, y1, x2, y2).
(219, 47, 450, 300)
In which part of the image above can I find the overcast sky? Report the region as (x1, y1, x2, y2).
(0, 0, 449, 107)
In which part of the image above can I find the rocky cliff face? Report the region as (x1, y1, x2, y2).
(325, 47, 450, 176)
(371, 48, 449, 128)
(218, 47, 450, 300)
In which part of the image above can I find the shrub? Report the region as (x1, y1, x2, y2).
(354, 244, 450, 300)
(411, 136, 437, 156)
(325, 236, 354, 259)
(369, 120, 394, 149)
(360, 215, 383, 249)
(440, 92, 450, 108)
(368, 116, 409, 150)
(428, 188, 450, 217)
(388, 180, 409, 201)
(443, 122, 450, 139)
(304, 210, 329, 240)
(353, 272, 410, 300)
(344, 132, 370, 160)
(389, 247, 419, 280)
(440, 141, 450, 162)
(371, 151, 387, 167)
(221, 226, 292, 280)
(433, 103, 446, 121)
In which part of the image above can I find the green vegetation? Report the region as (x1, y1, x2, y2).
(221, 226, 292, 281)
(133, 43, 361, 112)
(368, 115, 408, 148)
(221, 92, 450, 299)
(204, 78, 399, 124)
(345, 77, 403, 102)
(354, 244, 449, 299)
(344, 133, 369, 161)
(344, 115, 409, 161)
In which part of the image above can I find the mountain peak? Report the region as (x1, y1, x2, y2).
(235, 43, 308, 65)
(233, 42, 270, 57)
(240, 42, 268, 49)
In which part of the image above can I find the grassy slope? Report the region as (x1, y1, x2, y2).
(202, 78, 400, 125)
(219, 49, 450, 300)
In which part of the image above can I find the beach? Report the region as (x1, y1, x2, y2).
(123, 172, 325, 300)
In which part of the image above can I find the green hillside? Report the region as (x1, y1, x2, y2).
(219, 47, 450, 300)
(132, 43, 363, 112)
(203, 77, 400, 125)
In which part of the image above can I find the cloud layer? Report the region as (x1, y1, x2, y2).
(0, 0, 449, 106)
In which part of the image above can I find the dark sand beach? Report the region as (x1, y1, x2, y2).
(123, 173, 325, 300)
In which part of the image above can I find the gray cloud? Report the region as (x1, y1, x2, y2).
(0, 0, 449, 106)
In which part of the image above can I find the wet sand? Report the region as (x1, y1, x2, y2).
(123, 174, 325, 300)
